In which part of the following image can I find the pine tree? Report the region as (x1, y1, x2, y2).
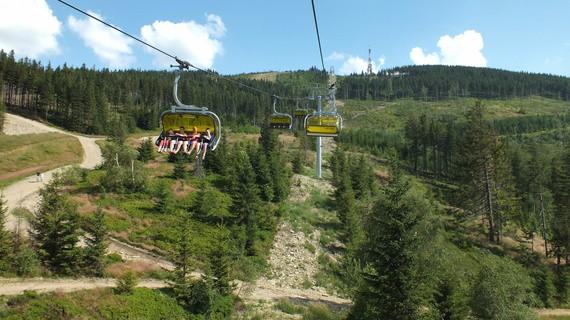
(270, 154, 290, 202)
(231, 152, 262, 256)
(137, 139, 155, 163)
(292, 151, 303, 174)
(351, 155, 373, 199)
(209, 233, 235, 296)
(172, 154, 186, 180)
(551, 148, 570, 265)
(334, 168, 359, 245)
(83, 207, 108, 277)
(250, 147, 274, 202)
(0, 82, 5, 132)
(349, 173, 421, 320)
(11, 235, 40, 277)
(456, 102, 514, 243)
(155, 181, 172, 214)
(191, 183, 233, 224)
(0, 193, 12, 273)
(172, 211, 194, 307)
(30, 180, 81, 275)
(259, 126, 279, 153)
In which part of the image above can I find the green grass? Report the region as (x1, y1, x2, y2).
(0, 288, 187, 319)
(340, 96, 570, 132)
(274, 298, 305, 315)
(0, 133, 83, 187)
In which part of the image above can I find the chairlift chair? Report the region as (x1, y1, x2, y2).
(304, 112, 343, 137)
(159, 71, 222, 150)
(268, 95, 293, 129)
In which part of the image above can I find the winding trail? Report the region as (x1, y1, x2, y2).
(1, 113, 174, 271)
(0, 277, 168, 296)
(2, 113, 102, 232)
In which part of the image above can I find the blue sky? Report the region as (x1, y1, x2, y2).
(1, 0, 570, 76)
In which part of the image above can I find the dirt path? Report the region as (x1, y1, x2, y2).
(1, 114, 178, 271)
(0, 277, 167, 296)
(535, 308, 570, 316)
(2, 113, 102, 232)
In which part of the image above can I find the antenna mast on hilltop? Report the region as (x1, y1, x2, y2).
(367, 48, 373, 75)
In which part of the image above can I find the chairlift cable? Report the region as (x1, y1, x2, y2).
(55, 0, 305, 102)
(310, 0, 326, 72)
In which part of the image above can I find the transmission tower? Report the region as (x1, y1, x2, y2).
(366, 48, 373, 75)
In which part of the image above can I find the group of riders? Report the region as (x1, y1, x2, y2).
(157, 126, 212, 160)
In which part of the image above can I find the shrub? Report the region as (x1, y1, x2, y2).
(137, 139, 155, 163)
(470, 262, 537, 320)
(115, 271, 138, 295)
(303, 304, 340, 320)
(275, 299, 305, 315)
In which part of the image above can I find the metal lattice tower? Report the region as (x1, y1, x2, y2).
(366, 48, 373, 75)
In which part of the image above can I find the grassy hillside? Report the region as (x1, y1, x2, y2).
(340, 96, 570, 131)
(0, 133, 83, 187)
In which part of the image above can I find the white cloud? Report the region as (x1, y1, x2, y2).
(337, 55, 385, 75)
(140, 14, 225, 69)
(410, 47, 440, 65)
(0, 0, 61, 57)
(410, 30, 487, 67)
(68, 12, 135, 69)
(326, 51, 345, 61)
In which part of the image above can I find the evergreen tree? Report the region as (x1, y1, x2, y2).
(30, 180, 81, 275)
(0, 193, 12, 273)
(155, 181, 172, 214)
(456, 102, 514, 243)
(137, 139, 155, 163)
(551, 148, 570, 265)
(172, 154, 186, 180)
(250, 147, 274, 202)
(470, 262, 536, 320)
(334, 167, 359, 245)
(209, 233, 235, 296)
(292, 151, 303, 174)
(349, 173, 421, 320)
(0, 81, 4, 132)
(269, 153, 291, 202)
(191, 183, 233, 224)
(83, 207, 108, 277)
(351, 155, 374, 199)
(11, 235, 40, 277)
(172, 211, 194, 307)
(231, 152, 262, 256)
(259, 126, 279, 153)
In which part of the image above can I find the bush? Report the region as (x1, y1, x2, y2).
(208, 294, 234, 319)
(275, 299, 305, 315)
(303, 304, 340, 320)
(470, 262, 537, 320)
(292, 152, 303, 174)
(137, 139, 155, 163)
(115, 271, 138, 294)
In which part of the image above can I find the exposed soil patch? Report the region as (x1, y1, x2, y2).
(106, 260, 162, 278)
(289, 174, 334, 203)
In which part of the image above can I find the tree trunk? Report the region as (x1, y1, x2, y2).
(484, 164, 495, 243)
(540, 193, 549, 257)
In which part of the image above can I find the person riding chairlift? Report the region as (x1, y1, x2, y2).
(171, 126, 188, 154)
(198, 128, 212, 160)
(158, 129, 174, 153)
(183, 126, 201, 156)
